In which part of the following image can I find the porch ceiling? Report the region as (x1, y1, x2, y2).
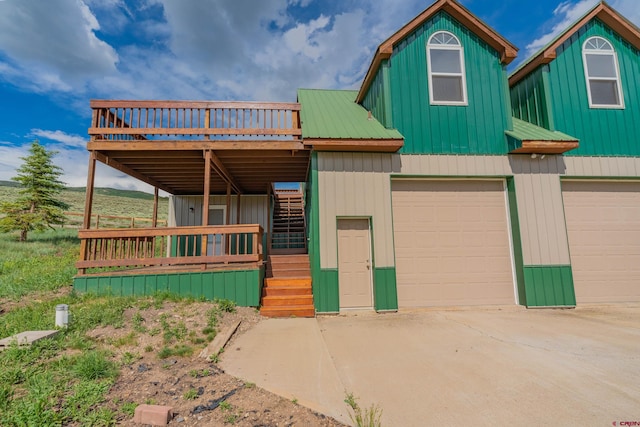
(95, 148, 310, 195)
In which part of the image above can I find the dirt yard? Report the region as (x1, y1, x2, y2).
(89, 301, 347, 426)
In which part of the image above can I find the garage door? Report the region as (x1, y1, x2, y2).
(392, 180, 515, 307)
(562, 181, 640, 303)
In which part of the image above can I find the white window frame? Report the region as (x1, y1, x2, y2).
(427, 31, 468, 106)
(582, 36, 624, 109)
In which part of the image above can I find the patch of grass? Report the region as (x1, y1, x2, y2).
(344, 392, 383, 427)
(120, 401, 137, 417)
(152, 291, 183, 308)
(189, 369, 210, 378)
(110, 331, 138, 347)
(144, 345, 154, 353)
(225, 413, 239, 424)
(219, 400, 232, 411)
(0, 229, 78, 300)
(121, 352, 141, 366)
(244, 382, 256, 389)
(132, 312, 146, 333)
(215, 298, 237, 313)
(72, 350, 119, 381)
(183, 388, 199, 400)
(157, 345, 194, 359)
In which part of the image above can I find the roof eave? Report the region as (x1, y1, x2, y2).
(509, 2, 640, 86)
(356, 0, 518, 103)
(509, 140, 579, 154)
(303, 138, 404, 153)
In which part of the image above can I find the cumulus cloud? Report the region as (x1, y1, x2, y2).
(0, 139, 154, 192)
(30, 130, 86, 149)
(0, 0, 119, 93)
(524, 0, 640, 58)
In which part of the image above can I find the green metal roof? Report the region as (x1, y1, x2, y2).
(297, 89, 403, 140)
(507, 118, 578, 142)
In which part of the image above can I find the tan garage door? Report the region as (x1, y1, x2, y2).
(392, 180, 515, 307)
(562, 181, 640, 303)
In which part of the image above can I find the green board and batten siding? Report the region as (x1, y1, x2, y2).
(362, 60, 394, 129)
(510, 66, 555, 130)
(512, 19, 640, 156)
(549, 19, 640, 156)
(389, 11, 511, 155)
(73, 268, 264, 306)
(523, 266, 576, 307)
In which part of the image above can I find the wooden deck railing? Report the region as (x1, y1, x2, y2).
(89, 100, 301, 141)
(76, 224, 263, 274)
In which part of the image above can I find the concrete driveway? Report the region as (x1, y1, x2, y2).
(221, 305, 640, 426)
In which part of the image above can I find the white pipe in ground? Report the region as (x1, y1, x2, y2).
(55, 304, 69, 328)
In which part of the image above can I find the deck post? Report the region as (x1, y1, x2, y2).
(236, 193, 241, 225)
(202, 150, 212, 269)
(152, 187, 159, 228)
(83, 152, 96, 230)
(225, 182, 231, 258)
(79, 151, 97, 275)
(267, 183, 272, 254)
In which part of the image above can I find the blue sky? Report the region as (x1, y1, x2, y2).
(0, 0, 638, 192)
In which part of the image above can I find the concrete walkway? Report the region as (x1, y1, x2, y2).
(221, 305, 640, 426)
(220, 317, 351, 423)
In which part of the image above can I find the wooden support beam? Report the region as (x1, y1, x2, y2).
(94, 152, 174, 194)
(202, 150, 212, 263)
(267, 183, 272, 254)
(83, 152, 97, 230)
(225, 183, 232, 257)
(209, 151, 242, 195)
(152, 187, 159, 228)
(236, 193, 241, 225)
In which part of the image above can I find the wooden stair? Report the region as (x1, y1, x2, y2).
(260, 254, 315, 318)
(271, 189, 306, 255)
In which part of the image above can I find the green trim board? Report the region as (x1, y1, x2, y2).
(506, 178, 527, 306)
(374, 267, 398, 311)
(313, 269, 340, 313)
(308, 152, 340, 313)
(523, 265, 576, 307)
(73, 268, 264, 307)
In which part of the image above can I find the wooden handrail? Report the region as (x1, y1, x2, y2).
(89, 100, 302, 141)
(77, 224, 264, 274)
(90, 100, 301, 110)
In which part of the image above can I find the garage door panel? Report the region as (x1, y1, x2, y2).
(392, 180, 515, 307)
(562, 181, 640, 303)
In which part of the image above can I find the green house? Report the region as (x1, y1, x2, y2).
(74, 0, 640, 314)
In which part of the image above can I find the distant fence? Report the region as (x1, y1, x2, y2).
(64, 212, 168, 229)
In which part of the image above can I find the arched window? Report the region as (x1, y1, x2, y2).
(427, 31, 467, 105)
(582, 36, 624, 108)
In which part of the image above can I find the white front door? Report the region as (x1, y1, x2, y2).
(337, 219, 373, 309)
(208, 206, 226, 256)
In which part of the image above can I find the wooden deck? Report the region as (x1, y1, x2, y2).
(87, 100, 309, 195)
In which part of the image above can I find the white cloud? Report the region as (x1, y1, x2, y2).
(524, 0, 640, 58)
(0, 0, 118, 93)
(0, 139, 153, 192)
(30, 130, 86, 149)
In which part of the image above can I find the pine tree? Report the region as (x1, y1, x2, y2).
(0, 140, 70, 241)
